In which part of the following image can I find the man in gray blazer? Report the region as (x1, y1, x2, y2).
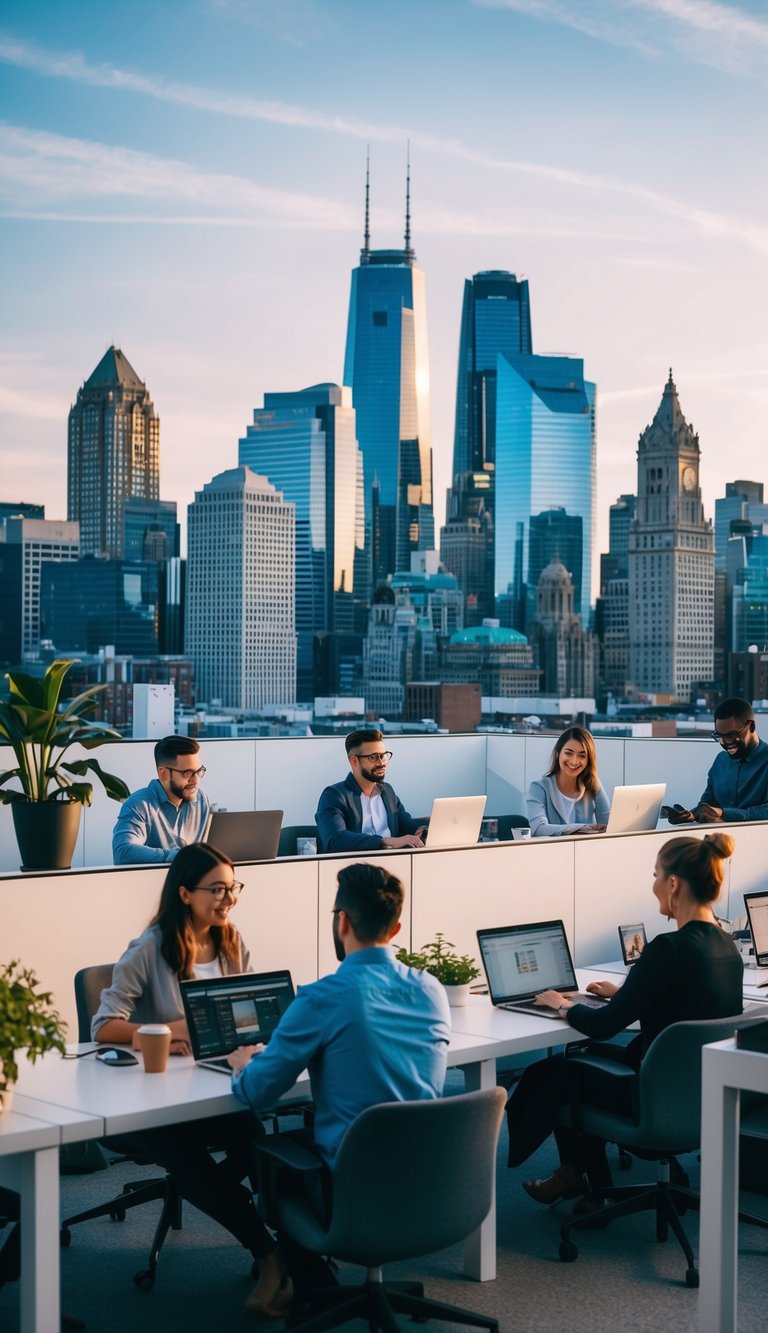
(315, 729, 426, 853)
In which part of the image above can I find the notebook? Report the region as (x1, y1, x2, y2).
(744, 891, 768, 968)
(202, 809, 283, 862)
(606, 783, 666, 834)
(424, 795, 487, 848)
(618, 922, 647, 966)
(180, 970, 295, 1074)
(476, 920, 609, 1019)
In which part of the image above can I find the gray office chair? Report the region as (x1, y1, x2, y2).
(557, 1011, 768, 1287)
(60, 965, 183, 1291)
(258, 1087, 506, 1333)
(278, 824, 318, 857)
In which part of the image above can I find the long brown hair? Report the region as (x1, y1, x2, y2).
(546, 726, 600, 798)
(656, 832, 734, 905)
(150, 843, 244, 979)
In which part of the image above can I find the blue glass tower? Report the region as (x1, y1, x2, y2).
(343, 165, 433, 592)
(495, 354, 596, 624)
(238, 383, 365, 698)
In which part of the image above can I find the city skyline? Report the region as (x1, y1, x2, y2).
(2, 0, 768, 563)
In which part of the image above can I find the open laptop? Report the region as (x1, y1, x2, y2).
(476, 920, 609, 1019)
(606, 783, 666, 835)
(744, 891, 768, 968)
(618, 922, 647, 966)
(424, 795, 487, 849)
(180, 970, 295, 1073)
(202, 809, 283, 861)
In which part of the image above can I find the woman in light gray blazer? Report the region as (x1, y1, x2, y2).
(527, 727, 609, 837)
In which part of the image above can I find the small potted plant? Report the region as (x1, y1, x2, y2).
(0, 659, 130, 871)
(0, 960, 67, 1113)
(396, 932, 481, 1007)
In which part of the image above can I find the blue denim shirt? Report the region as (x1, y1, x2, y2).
(231, 946, 451, 1165)
(112, 778, 211, 864)
(700, 738, 768, 821)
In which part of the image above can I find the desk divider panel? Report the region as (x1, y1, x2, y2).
(234, 858, 320, 986)
(317, 854, 414, 977)
(572, 828, 675, 966)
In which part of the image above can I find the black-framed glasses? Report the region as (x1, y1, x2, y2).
(191, 880, 244, 901)
(711, 726, 749, 745)
(354, 750, 393, 763)
(165, 765, 207, 780)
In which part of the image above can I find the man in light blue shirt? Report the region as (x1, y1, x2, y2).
(228, 861, 451, 1165)
(112, 735, 211, 864)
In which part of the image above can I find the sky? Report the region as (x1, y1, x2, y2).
(1, 0, 768, 574)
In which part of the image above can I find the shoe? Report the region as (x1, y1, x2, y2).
(522, 1165, 587, 1205)
(245, 1275, 294, 1319)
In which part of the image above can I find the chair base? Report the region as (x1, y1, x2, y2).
(287, 1277, 499, 1333)
(61, 1174, 183, 1291)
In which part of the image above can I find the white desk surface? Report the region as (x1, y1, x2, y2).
(0, 1108, 60, 1156)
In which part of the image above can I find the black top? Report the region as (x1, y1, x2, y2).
(568, 921, 743, 1061)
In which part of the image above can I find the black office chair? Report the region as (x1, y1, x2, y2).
(60, 966, 183, 1291)
(557, 1011, 768, 1287)
(258, 1087, 506, 1333)
(277, 825, 318, 857)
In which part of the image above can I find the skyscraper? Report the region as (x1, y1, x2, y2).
(186, 467, 296, 710)
(68, 347, 159, 559)
(596, 494, 636, 700)
(527, 508, 583, 625)
(123, 498, 179, 563)
(238, 383, 365, 698)
(343, 166, 433, 590)
(628, 372, 714, 700)
(0, 517, 79, 663)
(494, 354, 596, 624)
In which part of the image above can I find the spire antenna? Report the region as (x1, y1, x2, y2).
(363, 147, 371, 262)
(404, 141, 411, 254)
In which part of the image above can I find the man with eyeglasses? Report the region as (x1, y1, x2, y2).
(315, 728, 427, 853)
(112, 734, 211, 863)
(663, 697, 768, 825)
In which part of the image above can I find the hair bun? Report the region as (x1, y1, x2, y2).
(703, 832, 735, 860)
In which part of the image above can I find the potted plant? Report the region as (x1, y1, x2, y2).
(0, 659, 130, 871)
(396, 932, 481, 1007)
(0, 960, 67, 1112)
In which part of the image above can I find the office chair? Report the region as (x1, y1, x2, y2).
(557, 1011, 768, 1287)
(487, 815, 530, 840)
(277, 825, 318, 857)
(257, 1087, 506, 1333)
(59, 965, 183, 1291)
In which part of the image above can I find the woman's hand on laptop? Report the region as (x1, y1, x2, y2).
(586, 980, 618, 999)
(574, 824, 606, 835)
(534, 990, 569, 1010)
(226, 1044, 265, 1072)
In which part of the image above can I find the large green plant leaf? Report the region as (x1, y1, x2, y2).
(6, 670, 47, 709)
(63, 758, 130, 802)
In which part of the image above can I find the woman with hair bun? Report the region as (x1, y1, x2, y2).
(527, 726, 609, 836)
(506, 832, 743, 1206)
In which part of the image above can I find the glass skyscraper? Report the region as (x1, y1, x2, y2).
(238, 383, 365, 698)
(528, 508, 583, 626)
(495, 354, 596, 624)
(343, 179, 433, 591)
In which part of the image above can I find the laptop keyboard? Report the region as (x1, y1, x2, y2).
(198, 1056, 234, 1074)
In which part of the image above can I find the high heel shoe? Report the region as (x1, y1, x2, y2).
(245, 1274, 294, 1319)
(522, 1165, 586, 1205)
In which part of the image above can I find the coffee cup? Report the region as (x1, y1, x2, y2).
(136, 1024, 172, 1073)
(297, 837, 317, 856)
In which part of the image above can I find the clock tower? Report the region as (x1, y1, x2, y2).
(628, 371, 714, 701)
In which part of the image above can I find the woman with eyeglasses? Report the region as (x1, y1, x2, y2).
(93, 843, 284, 1311)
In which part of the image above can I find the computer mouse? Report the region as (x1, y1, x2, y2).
(95, 1047, 139, 1066)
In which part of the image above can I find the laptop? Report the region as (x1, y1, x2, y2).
(476, 920, 609, 1019)
(424, 795, 487, 849)
(744, 891, 768, 968)
(203, 809, 283, 861)
(606, 783, 666, 835)
(618, 922, 647, 966)
(180, 970, 295, 1073)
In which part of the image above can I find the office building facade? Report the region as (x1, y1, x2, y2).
(0, 517, 80, 663)
(40, 558, 161, 657)
(238, 383, 365, 698)
(494, 354, 596, 624)
(628, 372, 714, 700)
(186, 467, 296, 710)
(343, 179, 433, 589)
(68, 346, 159, 559)
(123, 497, 179, 563)
(529, 558, 596, 699)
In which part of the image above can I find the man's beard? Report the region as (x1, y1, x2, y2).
(332, 915, 345, 963)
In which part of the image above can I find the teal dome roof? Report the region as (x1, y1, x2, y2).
(450, 625, 528, 646)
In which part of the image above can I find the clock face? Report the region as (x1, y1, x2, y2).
(682, 466, 696, 492)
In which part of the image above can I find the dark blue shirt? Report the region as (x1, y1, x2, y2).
(700, 737, 768, 821)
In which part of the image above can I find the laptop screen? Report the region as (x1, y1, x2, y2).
(180, 971, 295, 1061)
(744, 892, 768, 968)
(477, 921, 578, 1003)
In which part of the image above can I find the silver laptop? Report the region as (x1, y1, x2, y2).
(744, 891, 768, 968)
(180, 970, 295, 1074)
(203, 809, 283, 861)
(477, 920, 609, 1019)
(606, 783, 665, 835)
(424, 795, 487, 848)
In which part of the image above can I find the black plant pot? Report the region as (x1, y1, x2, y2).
(11, 801, 82, 872)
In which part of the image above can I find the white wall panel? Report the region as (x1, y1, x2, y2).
(624, 738, 709, 810)
(254, 736, 339, 825)
(388, 735, 488, 819)
(573, 829, 677, 966)
(485, 735, 525, 817)
(317, 853, 413, 976)
(235, 858, 319, 986)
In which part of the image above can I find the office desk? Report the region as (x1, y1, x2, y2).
(699, 1038, 768, 1333)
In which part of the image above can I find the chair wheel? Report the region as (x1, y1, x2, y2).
(60, 1226, 72, 1247)
(559, 1240, 578, 1263)
(685, 1268, 699, 1289)
(133, 1270, 155, 1291)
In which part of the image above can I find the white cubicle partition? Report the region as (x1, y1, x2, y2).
(573, 828, 676, 965)
(316, 854, 409, 976)
(235, 856, 321, 986)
